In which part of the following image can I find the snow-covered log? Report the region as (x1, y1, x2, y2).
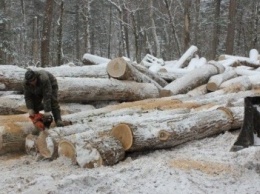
(0, 114, 35, 155)
(219, 75, 260, 90)
(164, 63, 225, 95)
(58, 78, 160, 102)
(29, 64, 109, 78)
(219, 55, 260, 68)
(110, 107, 243, 152)
(82, 53, 111, 65)
(174, 45, 198, 68)
(106, 58, 169, 95)
(132, 63, 168, 87)
(207, 70, 238, 91)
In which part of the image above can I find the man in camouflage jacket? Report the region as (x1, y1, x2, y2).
(23, 69, 64, 127)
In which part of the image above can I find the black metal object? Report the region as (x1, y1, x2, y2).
(231, 96, 260, 151)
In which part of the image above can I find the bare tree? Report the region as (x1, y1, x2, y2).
(211, 0, 221, 60)
(225, 0, 237, 55)
(183, 0, 191, 51)
(57, 0, 64, 65)
(163, 0, 181, 57)
(149, 0, 160, 57)
(41, 0, 54, 67)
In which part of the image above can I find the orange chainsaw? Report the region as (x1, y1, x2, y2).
(29, 113, 53, 131)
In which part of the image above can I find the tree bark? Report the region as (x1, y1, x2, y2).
(207, 69, 238, 91)
(111, 107, 243, 152)
(41, 0, 53, 67)
(164, 63, 224, 94)
(106, 58, 171, 97)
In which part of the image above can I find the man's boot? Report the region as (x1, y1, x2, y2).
(52, 109, 64, 127)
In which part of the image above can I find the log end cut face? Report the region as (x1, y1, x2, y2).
(58, 140, 76, 163)
(111, 123, 133, 150)
(36, 131, 54, 159)
(106, 58, 127, 79)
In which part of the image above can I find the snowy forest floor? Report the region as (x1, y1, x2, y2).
(1, 130, 260, 194)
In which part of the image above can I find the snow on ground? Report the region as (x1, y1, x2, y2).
(1, 130, 260, 194)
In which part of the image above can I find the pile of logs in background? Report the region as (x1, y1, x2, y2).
(1, 46, 260, 168)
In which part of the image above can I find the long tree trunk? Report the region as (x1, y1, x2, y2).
(41, 0, 54, 67)
(225, 0, 237, 54)
(211, 0, 221, 60)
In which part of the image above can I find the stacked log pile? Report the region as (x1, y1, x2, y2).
(1, 48, 260, 168)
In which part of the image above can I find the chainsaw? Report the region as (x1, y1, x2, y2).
(29, 113, 53, 131)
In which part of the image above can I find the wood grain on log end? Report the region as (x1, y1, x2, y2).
(36, 131, 54, 159)
(217, 107, 234, 120)
(106, 58, 127, 79)
(25, 134, 38, 156)
(111, 123, 133, 150)
(76, 143, 103, 168)
(206, 82, 218, 91)
(159, 130, 171, 141)
(58, 140, 77, 164)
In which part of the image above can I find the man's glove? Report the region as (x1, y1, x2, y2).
(43, 112, 53, 128)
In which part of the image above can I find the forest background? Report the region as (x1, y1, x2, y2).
(0, 0, 259, 67)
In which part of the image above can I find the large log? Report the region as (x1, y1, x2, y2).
(219, 75, 260, 90)
(0, 69, 161, 102)
(110, 107, 243, 152)
(207, 70, 238, 91)
(29, 63, 108, 78)
(132, 63, 168, 87)
(0, 114, 35, 155)
(164, 63, 225, 94)
(218, 55, 260, 68)
(82, 53, 111, 65)
(106, 57, 171, 97)
(58, 78, 160, 102)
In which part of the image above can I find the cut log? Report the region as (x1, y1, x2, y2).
(132, 63, 168, 87)
(207, 70, 238, 91)
(111, 107, 243, 152)
(58, 78, 160, 102)
(25, 134, 38, 156)
(106, 57, 170, 96)
(82, 53, 111, 65)
(219, 75, 260, 90)
(76, 135, 125, 168)
(186, 84, 208, 97)
(219, 55, 260, 68)
(36, 131, 57, 159)
(0, 94, 27, 115)
(174, 45, 198, 68)
(29, 63, 109, 78)
(164, 63, 225, 95)
(0, 114, 35, 155)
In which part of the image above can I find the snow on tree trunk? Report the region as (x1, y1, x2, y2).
(106, 57, 171, 96)
(164, 63, 225, 94)
(174, 45, 198, 68)
(0, 114, 35, 155)
(82, 53, 111, 65)
(207, 69, 238, 91)
(110, 107, 243, 152)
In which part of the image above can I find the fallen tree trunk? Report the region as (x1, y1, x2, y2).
(30, 63, 109, 78)
(218, 55, 260, 68)
(0, 114, 35, 155)
(110, 107, 243, 152)
(58, 78, 160, 102)
(164, 63, 225, 94)
(132, 63, 168, 87)
(1, 74, 161, 102)
(106, 57, 171, 97)
(219, 75, 260, 90)
(207, 70, 238, 91)
(82, 53, 111, 65)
